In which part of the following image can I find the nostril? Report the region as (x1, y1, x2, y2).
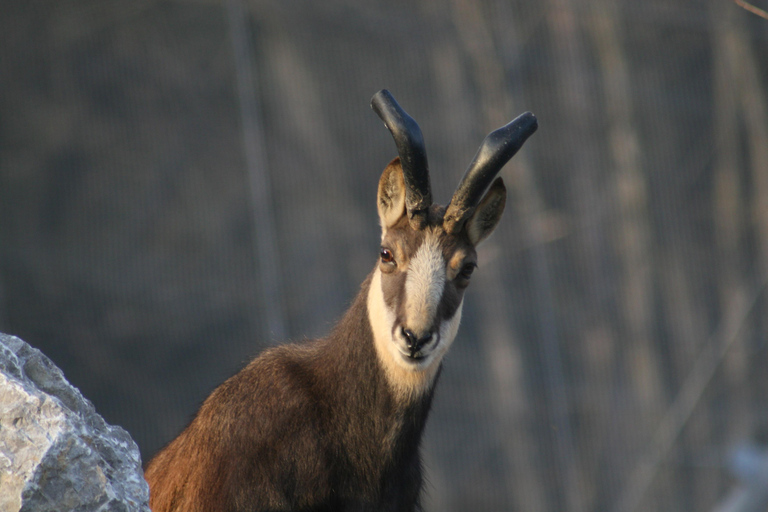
(402, 328, 432, 352)
(402, 328, 417, 349)
(417, 333, 432, 350)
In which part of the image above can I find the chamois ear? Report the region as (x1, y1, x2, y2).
(377, 158, 407, 231)
(465, 177, 506, 245)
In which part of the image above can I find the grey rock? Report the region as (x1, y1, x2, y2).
(0, 333, 150, 512)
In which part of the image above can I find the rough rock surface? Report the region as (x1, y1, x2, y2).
(0, 333, 150, 512)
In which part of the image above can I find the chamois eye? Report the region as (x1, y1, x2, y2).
(458, 263, 477, 280)
(380, 248, 395, 265)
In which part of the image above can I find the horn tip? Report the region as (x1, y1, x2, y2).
(371, 89, 393, 109)
(517, 111, 538, 136)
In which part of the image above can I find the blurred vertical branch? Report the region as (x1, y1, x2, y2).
(543, 18, 617, 510)
(592, 0, 658, 419)
(543, 0, 629, 508)
(711, 0, 752, 449)
(547, 0, 614, 320)
(588, 2, 664, 509)
(734, 17, 768, 286)
(226, 0, 286, 340)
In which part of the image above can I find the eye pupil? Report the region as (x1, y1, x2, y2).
(460, 263, 476, 279)
(380, 248, 394, 264)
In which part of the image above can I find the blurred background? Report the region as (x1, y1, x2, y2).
(2, 0, 768, 510)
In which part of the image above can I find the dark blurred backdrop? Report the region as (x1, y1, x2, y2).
(2, 1, 768, 510)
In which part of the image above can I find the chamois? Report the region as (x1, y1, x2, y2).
(144, 90, 537, 512)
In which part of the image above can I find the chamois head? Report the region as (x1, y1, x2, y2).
(368, 90, 537, 398)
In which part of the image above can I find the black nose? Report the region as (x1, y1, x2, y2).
(402, 328, 432, 353)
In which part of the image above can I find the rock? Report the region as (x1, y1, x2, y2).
(0, 333, 150, 512)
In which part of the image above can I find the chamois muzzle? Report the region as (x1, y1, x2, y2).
(444, 112, 538, 234)
(371, 89, 432, 227)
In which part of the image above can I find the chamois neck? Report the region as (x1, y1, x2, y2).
(321, 271, 436, 468)
(328, 273, 387, 392)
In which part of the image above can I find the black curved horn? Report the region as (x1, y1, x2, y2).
(371, 90, 432, 222)
(444, 112, 538, 234)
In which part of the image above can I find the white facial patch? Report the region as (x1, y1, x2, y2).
(367, 240, 464, 400)
(404, 231, 445, 337)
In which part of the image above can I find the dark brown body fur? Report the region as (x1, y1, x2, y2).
(145, 273, 436, 512)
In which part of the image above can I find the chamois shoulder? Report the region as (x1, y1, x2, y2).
(203, 341, 330, 419)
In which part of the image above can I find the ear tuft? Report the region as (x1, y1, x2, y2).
(377, 158, 407, 231)
(466, 177, 506, 245)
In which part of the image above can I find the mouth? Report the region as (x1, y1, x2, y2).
(398, 336, 439, 363)
(403, 351, 428, 362)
